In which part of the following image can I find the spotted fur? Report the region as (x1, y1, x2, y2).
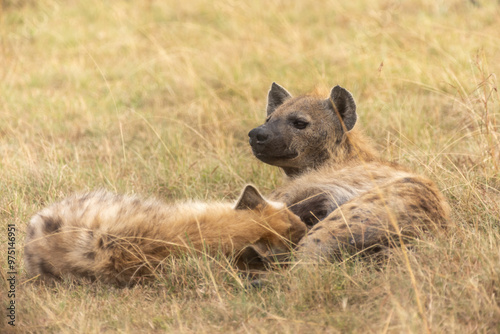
(249, 83, 450, 261)
(24, 185, 306, 285)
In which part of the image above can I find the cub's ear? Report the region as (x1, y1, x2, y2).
(235, 185, 266, 210)
(267, 82, 292, 116)
(236, 242, 270, 270)
(325, 85, 357, 132)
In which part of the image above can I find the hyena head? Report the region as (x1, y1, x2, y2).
(234, 185, 307, 269)
(248, 83, 357, 176)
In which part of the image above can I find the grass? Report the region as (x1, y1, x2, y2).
(1, 0, 499, 332)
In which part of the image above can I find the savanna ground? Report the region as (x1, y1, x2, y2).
(1, 0, 499, 332)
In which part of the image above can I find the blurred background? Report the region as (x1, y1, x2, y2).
(1, 0, 499, 332)
(1, 0, 498, 198)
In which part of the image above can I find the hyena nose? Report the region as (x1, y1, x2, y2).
(248, 127, 271, 145)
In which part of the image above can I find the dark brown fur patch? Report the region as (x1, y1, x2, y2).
(328, 216, 341, 222)
(79, 193, 90, 204)
(400, 177, 427, 188)
(418, 199, 435, 213)
(39, 261, 58, 278)
(42, 216, 62, 234)
(84, 252, 96, 260)
(24, 251, 34, 264)
(97, 234, 117, 250)
(27, 226, 36, 239)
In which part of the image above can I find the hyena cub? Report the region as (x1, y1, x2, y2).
(24, 185, 306, 285)
(249, 83, 450, 261)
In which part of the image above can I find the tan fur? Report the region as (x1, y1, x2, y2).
(249, 83, 450, 261)
(24, 186, 306, 285)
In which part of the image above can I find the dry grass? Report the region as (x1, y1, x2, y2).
(1, 0, 499, 332)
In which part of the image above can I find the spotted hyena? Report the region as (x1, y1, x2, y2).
(24, 185, 306, 285)
(248, 83, 450, 261)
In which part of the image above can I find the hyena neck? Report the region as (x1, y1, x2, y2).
(332, 129, 379, 166)
(283, 129, 379, 178)
(282, 147, 331, 177)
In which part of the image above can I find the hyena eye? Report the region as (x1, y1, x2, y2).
(292, 120, 309, 129)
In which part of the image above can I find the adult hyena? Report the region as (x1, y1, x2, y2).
(24, 185, 306, 285)
(248, 83, 450, 261)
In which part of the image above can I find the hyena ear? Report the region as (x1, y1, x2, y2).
(325, 85, 357, 132)
(236, 242, 270, 270)
(235, 185, 267, 210)
(267, 82, 292, 116)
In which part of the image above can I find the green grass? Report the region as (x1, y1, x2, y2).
(1, 0, 499, 332)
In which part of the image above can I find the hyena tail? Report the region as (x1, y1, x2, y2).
(24, 212, 97, 282)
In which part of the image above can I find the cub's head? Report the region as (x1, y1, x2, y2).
(234, 185, 306, 270)
(248, 83, 357, 176)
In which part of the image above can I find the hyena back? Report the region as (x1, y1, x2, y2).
(24, 185, 306, 285)
(249, 83, 450, 261)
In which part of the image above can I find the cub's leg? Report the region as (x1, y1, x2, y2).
(297, 176, 449, 261)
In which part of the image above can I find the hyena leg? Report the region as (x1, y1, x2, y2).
(287, 191, 340, 228)
(297, 176, 450, 262)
